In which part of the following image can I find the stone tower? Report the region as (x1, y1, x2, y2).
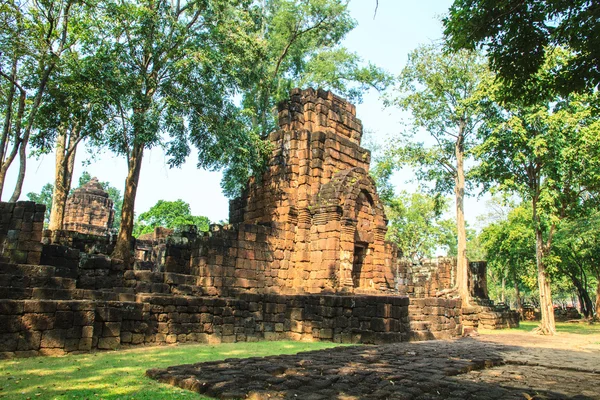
(230, 88, 391, 293)
(63, 178, 114, 236)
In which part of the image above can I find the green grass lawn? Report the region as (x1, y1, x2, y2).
(479, 320, 600, 336)
(515, 320, 600, 335)
(0, 341, 340, 399)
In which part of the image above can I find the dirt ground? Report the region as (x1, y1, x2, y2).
(147, 328, 600, 399)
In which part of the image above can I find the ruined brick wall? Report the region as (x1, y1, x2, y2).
(395, 258, 491, 300)
(63, 178, 114, 236)
(0, 295, 462, 357)
(0, 202, 44, 265)
(396, 258, 456, 298)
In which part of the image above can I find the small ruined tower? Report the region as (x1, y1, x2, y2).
(63, 178, 114, 236)
(230, 88, 391, 293)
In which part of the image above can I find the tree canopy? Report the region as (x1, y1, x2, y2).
(384, 190, 453, 261)
(443, 0, 600, 98)
(133, 199, 210, 237)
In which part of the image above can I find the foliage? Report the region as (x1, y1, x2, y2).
(26, 183, 53, 225)
(479, 204, 537, 298)
(89, 0, 266, 168)
(243, 0, 390, 137)
(133, 199, 210, 237)
(473, 76, 600, 230)
(0, 341, 340, 399)
(444, 0, 600, 99)
(384, 190, 453, 260)
(223, 0, 391, 197)
(552, 211, 600, 317)
(77, 171, 123, 229)
(0, 0, 95, 200)
(385, 44, 491, 195)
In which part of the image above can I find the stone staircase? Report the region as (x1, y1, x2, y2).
(0, 260, 218, 303)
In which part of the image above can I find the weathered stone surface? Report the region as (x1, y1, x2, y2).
(147, 335, 600, 400)
(62, 177, 114, 236)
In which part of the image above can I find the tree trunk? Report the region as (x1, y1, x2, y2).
(514, 278, 522, 317)
(112, 143, 144, 263)
(595, 275, 600, 321)
(501, 276, 506, 303)
(533, 199, 556, 334)
(48, 126, 79, 231)
(455, 127, 469, 307)
(0, 90, 25, 200)
(8, 134, 27, 202)
(570, 275, 593, 318)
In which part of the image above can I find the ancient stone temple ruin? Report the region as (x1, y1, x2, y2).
(0, 89, 516, 358)
(229, 88, 392, 294)
(63, 178, 114, 236)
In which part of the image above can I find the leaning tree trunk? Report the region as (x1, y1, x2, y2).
(8, 133, 27, 202)
(533, 200, 556, 334)
(48, 126, 79, 231)
(112, 143, 144, 263)
(455, 127, 469, 307)
(7, 63, 53, 202)
(0, 89, 25, 200)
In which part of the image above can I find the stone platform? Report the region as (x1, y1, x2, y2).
(147, 332, 600, 399)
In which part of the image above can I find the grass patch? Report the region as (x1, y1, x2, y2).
(481, 321, 600, 335)
(0, 341, 340, 399)
(516, 320, 600, 335)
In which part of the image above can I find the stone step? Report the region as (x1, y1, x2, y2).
(0, 263, 57, 278)
(125, 270, 202, 286)
(30, 287, 123, 301)
(163, 272, 201, 286)
(0, 274, 76, 290)
(0, 286, 33, 299)
(169, 284, 207, 296)
(126, 270, 164, 283)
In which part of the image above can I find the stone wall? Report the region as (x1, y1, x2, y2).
(0, 294, 461, 357)
(0, 202, 44, 265)
(396, 258, 455, 297)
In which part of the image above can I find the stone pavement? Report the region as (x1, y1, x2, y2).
(147, 332, 600, 399)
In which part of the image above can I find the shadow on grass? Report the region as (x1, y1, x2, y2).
(0, 341, 340, 399)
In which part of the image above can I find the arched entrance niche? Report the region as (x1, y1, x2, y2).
(311, 167, 388, 292)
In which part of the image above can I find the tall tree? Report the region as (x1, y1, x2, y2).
(444, 0, 600, 99)
(33, 56, 112, 231)
(473, 64, 600, 333)
(90, 0, 265, 262)
(386, 44, 492, 306)
(133, 199, 210, 237)
(0, 0, 91, 201)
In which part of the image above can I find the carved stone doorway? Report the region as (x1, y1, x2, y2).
(352, 243, 367, 288)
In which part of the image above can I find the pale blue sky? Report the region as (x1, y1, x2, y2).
(8, 0, 492, 227)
